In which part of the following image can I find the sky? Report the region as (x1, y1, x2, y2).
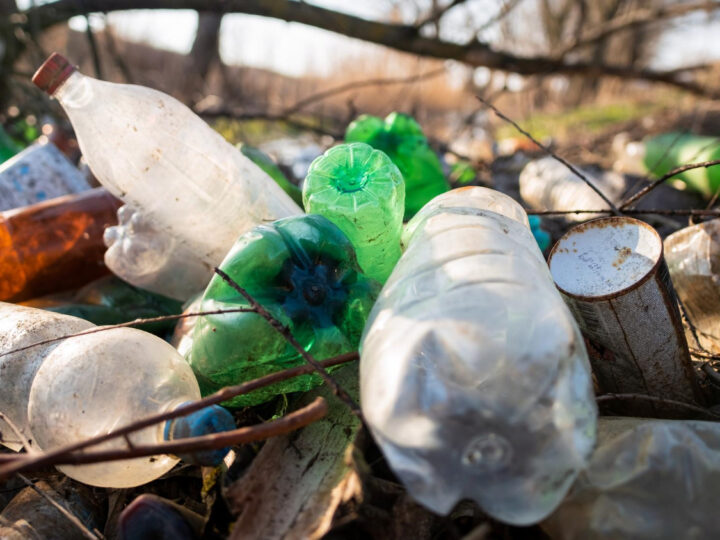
(16, 0, 720, 78)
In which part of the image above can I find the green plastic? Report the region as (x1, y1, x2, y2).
(303, 143, 404, 283)
(0, 125, 21, 163)
(643, 132, 720, 197)
(345, 112, 449, 219)
(188, 214, 381, 408)
(22, 276, 183, 335)
(238, 143, 304, 207)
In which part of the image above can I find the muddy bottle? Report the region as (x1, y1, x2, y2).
(0, 303, 234, 488)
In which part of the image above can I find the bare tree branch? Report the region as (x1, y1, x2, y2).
(559, 0, 720, 57)
(17, 0, 717, 96)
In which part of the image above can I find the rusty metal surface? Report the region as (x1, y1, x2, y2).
(549, 217, 702, 406)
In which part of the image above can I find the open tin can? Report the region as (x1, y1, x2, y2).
(548, 217, 703, 407)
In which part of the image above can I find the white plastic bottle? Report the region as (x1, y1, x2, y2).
(0, 303, 234, 488)
(519, 157, 626, 221)
(32, 53, 302, 300)
(360, 187, 597, 525)
(543, 417, 720, 540)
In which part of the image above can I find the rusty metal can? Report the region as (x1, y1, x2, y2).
(548, 216, 703, 406)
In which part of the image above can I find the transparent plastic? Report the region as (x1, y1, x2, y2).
(360, 187, 597, 525)
(519, 157, 626, 221)
(664, 218, 720, 354)
(543, 417, 720, 539)
(303, 143, 405, 283)
(0, 303, 221, 488)
(51, 69, 302, 300)
(189, 215, 381, 407)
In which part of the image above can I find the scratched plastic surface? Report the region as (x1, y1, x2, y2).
(47, 63, 301, 300)
(360, 187, 597, 525)
(0, 303, 230, 488)
(543, 417, 720, 539)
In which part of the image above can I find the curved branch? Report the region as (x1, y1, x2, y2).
(20, 0, 716, 96)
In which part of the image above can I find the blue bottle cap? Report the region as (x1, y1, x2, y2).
(164, 403, 235, 467)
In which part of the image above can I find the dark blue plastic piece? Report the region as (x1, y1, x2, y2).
(163, 403, 235, 466)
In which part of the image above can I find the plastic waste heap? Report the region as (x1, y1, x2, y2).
(303, 142, 405, 283)
(543, 417, 720, 540)
(0, 187, 121, 302)
(32, 53, 302, 301)
(345, 112, 449, 219)
(188, 214, 381, 408)
(0, 303, 235, 488)
(360, 187, 597, 525)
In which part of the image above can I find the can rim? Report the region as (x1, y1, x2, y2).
(548, 216, 664, 302)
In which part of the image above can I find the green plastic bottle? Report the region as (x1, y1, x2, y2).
(303, 143, 404, 283)
(644, 132, 720, 197)
(22, 276, 183, 335)
(187, 214, 381, 407)
(345, 112, 449, 219)
(0, 125, 21, 164)
(238, 144, 304, 207)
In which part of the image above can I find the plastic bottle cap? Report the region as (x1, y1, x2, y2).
(32, 53, 76, 95)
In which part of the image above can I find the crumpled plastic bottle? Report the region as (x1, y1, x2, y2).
(543, 417, 720, 540)
(360, 187, 597, 525)
(188, 214, 381, 407)
(103, 205, 213, 301)
(32, 53, 302, 301)
(303, 142, 405, 283)
(0, 303, 235, 488)
(345, 112, 449, 219)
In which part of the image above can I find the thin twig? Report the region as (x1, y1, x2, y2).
(620, 158, 720, 209)
(527, 208, 720, 217)
(596, 393, 720, 420)
(0, 399, 327, 478)
(83, 13, 103, 78)
(416, 0, 467, 28)
(476, 95, 621, 215)
(18, 473, 101, 540)
(0, 353, 357, 477)
(214, 267, 362, 416)
(0, 412, 35, 453)
(0, 308, 256, 360)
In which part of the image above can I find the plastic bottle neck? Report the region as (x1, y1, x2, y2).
(53, 71, 94, 109)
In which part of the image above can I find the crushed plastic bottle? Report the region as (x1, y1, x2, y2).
(22, 275, 183, 336)
(0, 187, 121, 302)
(360, 187, 597, 525)
(303, 143, 405, 283)
(346, 112, 449, 219)
(188, 214, 381, 407)
(32, 53, 302, 300)
(543, 417, 720, 540)
(519, 157, 626, 221)
(0, 303, 235, 488)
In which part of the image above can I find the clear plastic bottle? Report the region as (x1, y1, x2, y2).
(32, 53, 302, 300)
(0, 303, 234, 488)
(519, 157, 626, 221)
(543, 417, 720, 540)
(360, 187, 597, 525)
(303, 143, 405, 283)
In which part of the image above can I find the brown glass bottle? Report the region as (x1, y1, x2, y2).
(0, 187, 121, 301)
